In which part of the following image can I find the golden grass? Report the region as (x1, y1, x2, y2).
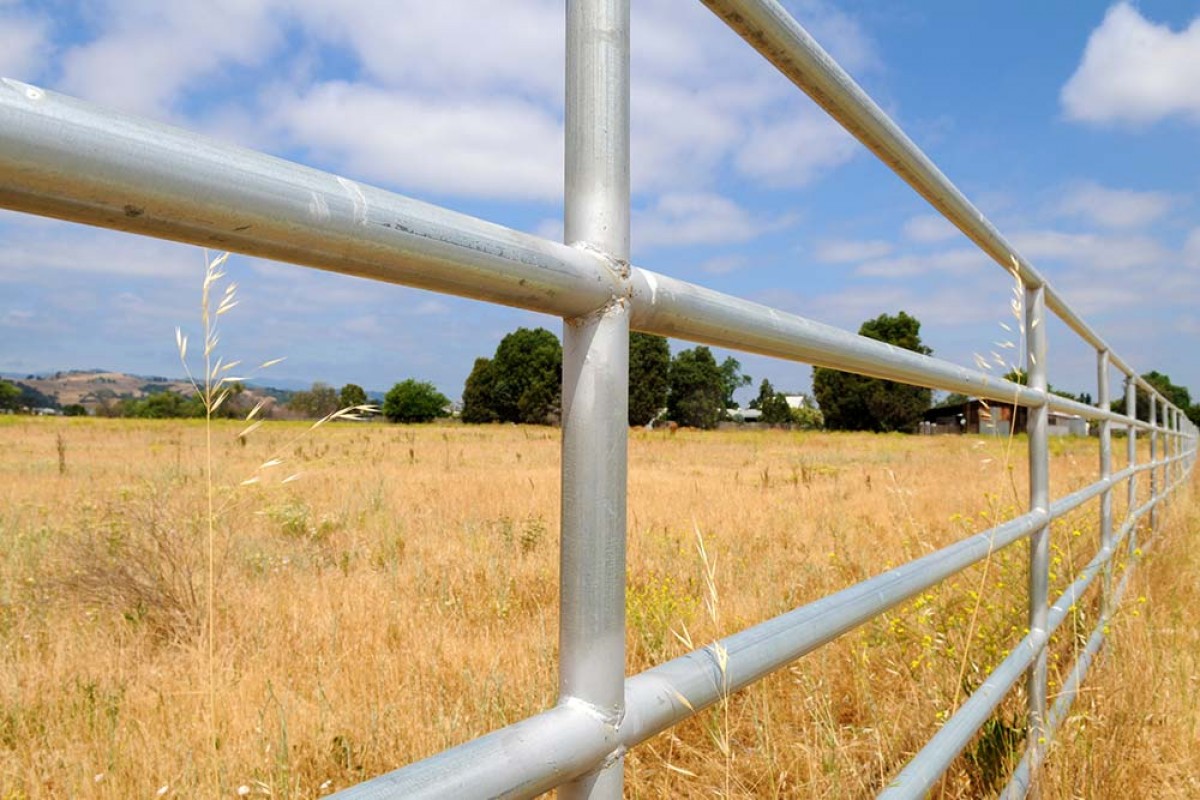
(0, 417, 1192, 798)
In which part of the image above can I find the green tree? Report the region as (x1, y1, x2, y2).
(754, 379, 792, 426)
(1111, 371, 1193, 422)
(383, 379, 449, 423)
(0, 380, 19, 411)
(340, 383, 368, 408)
(461, 358, 499, 424)
(120, 390, 205, 418)
(289, 382, 339, 418)
(718, 356, 752, 409)
(937, 392, 970, 409)
(460, 327, 563, 425)
(790, 405, 824, 430)
(14, 382, 59, 411)
(668, 346, 724, 429)
(492, 327, 562, 424)
(629, 332, 670, 426)
(812, 311, 932, 432)
(1002, 370, 1092, 405)
(62, 404, 88, 417)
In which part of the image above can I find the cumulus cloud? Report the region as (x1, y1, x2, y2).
(58, 0, 281, 118)
(815, 239, 892, 263)
(1184, 228, 1200, 268)
(0, 7, 49, 79)
(633, 192, 791, 250)
(631, 79, 750, 193)
(1008, 227, 1166, 275)
(0, 221, 203, 282)
(757, 284, 992, 329)
(698, 255, 747, 275)
(902, 214, 959, 244)
(1059, 182, 1172, 229)
(853, 247, 991, 278)
(1012, 229, 1169, 271)
(34, 0, 880, 209)
(290, 0, 564, 102)
(1062, 3, 1200, 126)
(270, 82, 563, 201)
(734, 109, 859, 188)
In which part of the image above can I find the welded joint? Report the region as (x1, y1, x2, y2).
(565, 241, 633, 324)
(570, 240, 632, 282)
(557, 696, 627, 770)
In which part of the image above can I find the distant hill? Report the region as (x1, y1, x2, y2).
(8, 370, 301, 413)
(10, 370, 190, 409)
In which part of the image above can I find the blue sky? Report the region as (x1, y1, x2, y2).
(2, 1, 1198, 406)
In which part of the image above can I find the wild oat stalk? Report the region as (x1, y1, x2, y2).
(176, 250, 286, 794)
(176, 250, 377, 794)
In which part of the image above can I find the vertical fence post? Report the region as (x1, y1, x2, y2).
(1097, 351, 1112, 612)
(1125, 376, 1138, 556)
(1164, 407, 1173, 512)
(560, 0, 630, 798)
(1172, 408, 1181, 500)
(1148, 393, 1158, 536)
(1025, 284, 1050, 794)
(1172, 408, 1180, 491)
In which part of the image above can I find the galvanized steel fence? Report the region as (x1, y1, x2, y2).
(1, 0, 1196, 797)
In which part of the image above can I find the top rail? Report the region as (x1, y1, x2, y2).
(0, 78, 622, 320)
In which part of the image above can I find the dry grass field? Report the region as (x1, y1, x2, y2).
(0, 416, 1194, 798)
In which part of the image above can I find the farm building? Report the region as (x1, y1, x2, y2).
(727, 407, 762, 422)
(922, 398, 1088, 436)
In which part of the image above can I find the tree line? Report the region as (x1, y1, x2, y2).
(9, 309, 1196, 431)
(456, 326, 817, 430)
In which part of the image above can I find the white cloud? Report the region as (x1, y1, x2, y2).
(1012, 229, 1168, 271)
(633, 192, 790, 250)
(1059, 182, 1172, 229)
(629, 0, 872, 193)
(414, 299, 449, 316)
(734, 109, 859, 188)
(757, 284, 993, 329)
(0, 8, 49, 79)
(698, 255, 747, 275)
(58, 0, 280, 118)
(0, 309, 36, 328)
(902, 214, 959, 244)
(815, 239, 892, 264)
(787, 0, 881, 75)
(1176, 315, 1200, 336)
(531, 218, 564, 244)
(0, 222, 204, 282)
(1184, 228, 1200, 268)
(291, 0, 564, 102)
(32, 0, 879, 210)
(631, 79, 756, 193)
(1062, 3, 1200, 126)
(1047, 280, 1140, 316)
(854, 247, 991, 278)
(270, 82, 563, 201)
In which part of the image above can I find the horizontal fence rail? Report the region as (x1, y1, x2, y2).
(1, 0, 1196, 797)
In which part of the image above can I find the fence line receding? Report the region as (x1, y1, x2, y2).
(0, 0, 1195, 797)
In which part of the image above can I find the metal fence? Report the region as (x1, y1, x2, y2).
(1, 0, 1196, 797)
